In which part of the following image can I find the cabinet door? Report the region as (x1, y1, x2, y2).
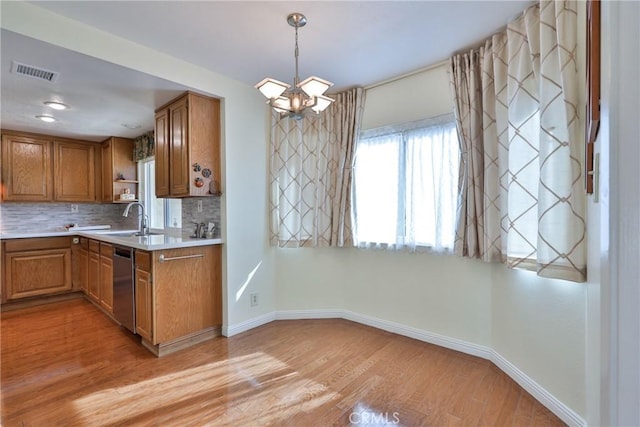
(1, 134, 52, 201)
(154, 109, 170, 197)
(4, 248, 71, 300)
(135, 267, 153, 343)
(101, 140, 113, 202)
(88, 251, 101, 302)
(100, 255, 113, 313)
(78, 246, 88, 294)
(54, 141, 96, 202)
(169, 97, 190, 196)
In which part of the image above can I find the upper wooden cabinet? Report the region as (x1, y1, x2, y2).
(101, 137, 137, 203)
(1, 134, 53, 201)
(54, 140, 96, 202)
(154, 92, 221, 198)
(1, 130, 100, 202)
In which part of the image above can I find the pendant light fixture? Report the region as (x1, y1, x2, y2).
(255, 13, 334, 120)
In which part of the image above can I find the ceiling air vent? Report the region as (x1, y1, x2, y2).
(11, 61, 60, 83)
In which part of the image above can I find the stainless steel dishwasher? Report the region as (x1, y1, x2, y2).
(113, 245, 135, 333)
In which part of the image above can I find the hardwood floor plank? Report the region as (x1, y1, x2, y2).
(1, 299, 566, 426)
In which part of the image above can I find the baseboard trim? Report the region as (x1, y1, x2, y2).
(222, 311, 276, 337)
(341, 310, 493, 360)
(491, 351, 585, 427)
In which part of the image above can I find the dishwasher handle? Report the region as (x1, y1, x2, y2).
(114, 246, 133, 259)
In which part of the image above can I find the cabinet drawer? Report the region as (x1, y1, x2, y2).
(135, 250, 151, 272)
(88, 239, 100, 253)
(100, 242, 113, 257)
(4, 236, 71, 252)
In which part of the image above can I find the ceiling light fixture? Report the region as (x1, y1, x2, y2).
(36, 115, 56, 123)
(43, 101, 68, 110)
(255, 13, 334, 120)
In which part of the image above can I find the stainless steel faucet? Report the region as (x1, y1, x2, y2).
(122, 202, 149, 236)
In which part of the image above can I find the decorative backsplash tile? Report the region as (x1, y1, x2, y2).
(181, 196, 221, 236)
(0, 202, 138, 233)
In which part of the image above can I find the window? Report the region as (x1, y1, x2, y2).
(138, 159, 182, 229)
(353, 115, 459, 252)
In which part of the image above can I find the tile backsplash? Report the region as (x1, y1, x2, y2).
(0, 202, 138, 233)
(181, 196, 221, 237)
(0, 197, 222, 237)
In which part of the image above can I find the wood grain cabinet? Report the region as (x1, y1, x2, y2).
(134, 250, 153, 342)
(99, 243, 113, 313)
(54, 140, 96, 202)
(101, 136, 138, 203)
(75, 237, 89, 294)
(87, 240, 101, 303)
(154, 92, 221, 198)
(134, 245, 222, 356)
(1, 134, 53, 201)
(1, 237, 72, 302)
(1, 130, 100, 202)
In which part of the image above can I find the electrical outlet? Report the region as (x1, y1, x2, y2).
(197, 200, 203, 213)
(70, 204, 79, 213)
(250, 292, 259, 307)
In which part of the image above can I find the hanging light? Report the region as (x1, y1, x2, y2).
(255, 13, 334, 120)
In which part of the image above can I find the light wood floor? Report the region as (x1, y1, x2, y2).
(1, 299, 565, 426)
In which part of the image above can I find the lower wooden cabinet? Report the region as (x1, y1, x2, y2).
(134, 251, 153, 342)
(134, 245, 221, 352)
(99, 243, 113, 313)
(2, 237, 72, 302)
(88, 250, 101, 302)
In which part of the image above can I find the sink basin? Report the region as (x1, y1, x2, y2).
(108, 232, 163, 237)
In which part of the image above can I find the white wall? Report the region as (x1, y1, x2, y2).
(0, 2, 276, 331)
(362, 63, 452, 130)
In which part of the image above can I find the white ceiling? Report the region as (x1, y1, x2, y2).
(1, 1, 533, 142)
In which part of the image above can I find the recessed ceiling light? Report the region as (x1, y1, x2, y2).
(36, 115, 56, 123)
(44, 101, 68, 110)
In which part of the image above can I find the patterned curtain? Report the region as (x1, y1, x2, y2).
(133, 131, 154, 162)
(449, 0, 586, 282)
(269, 87, 365, 247)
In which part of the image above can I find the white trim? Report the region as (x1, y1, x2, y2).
(241, 308, 586, 426)
(340, 310, 492, 360)
(491, 351, 585, 427)
(222, 312, 275, 337)
(275, 309, 344, 320)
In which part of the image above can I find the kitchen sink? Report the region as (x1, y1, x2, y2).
(108, 232, 163, 237)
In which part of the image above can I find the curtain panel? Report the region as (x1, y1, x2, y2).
(133, 131, 155, 162)
(269, 88, 365, 247)
(449, 0, 586, 282)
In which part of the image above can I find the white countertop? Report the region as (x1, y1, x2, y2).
(0, 228, 223, 250)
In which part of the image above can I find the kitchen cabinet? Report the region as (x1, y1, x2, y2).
(99, 243, 113, 313)
(102, 136, 138, 203)
(54, 140, 96, 202)
(134, 250, 153, 342)
(86, 239, 114, 314)
(87, 240, 101, 303)
(1, 130, 101, 202)
(1, 133, 53, 201)
(154, 92, 221, 198)
(134, 245, 221, 356)
(76, 237, 89, 294)
(1, 237, 72, 302)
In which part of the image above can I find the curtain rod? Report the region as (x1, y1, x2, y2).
(364, 59, 449, 90)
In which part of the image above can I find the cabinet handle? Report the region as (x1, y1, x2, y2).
(158, 253, 204, 263)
